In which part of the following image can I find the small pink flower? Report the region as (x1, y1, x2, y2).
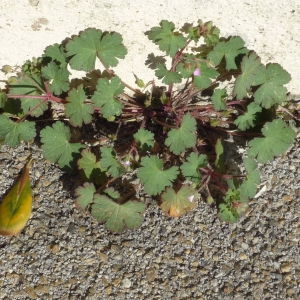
(188, 195, 194, 203)
(122, 160, 131, 167)
(193, 68, 201, 76)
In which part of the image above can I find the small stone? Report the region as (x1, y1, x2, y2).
(111, 245, 121, 253)
(136, 250, 144, 256)
(98, 252, 108, 262)
(52, 244, 59, 254)
(281, 263, 291, 273)
(29, 0, 39, 6)
(104, 287, 112, 295)
(146, 268, 155, 281)
(241, 242, 249, 250)
(35, 285, 48, 294)
(24, 286, 37, 299)
(282, 195, 293, 202)
(239, 253, 248, 260)
(212, 254, 219, 261)
(122, 278, 132, 288)
(112, 278, 121, 285)
(175, 256, 183, 263)
(223, 284, 234, 294)
(113, 255, 123, 261)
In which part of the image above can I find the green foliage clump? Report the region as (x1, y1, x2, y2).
(0, 20, 296, 232)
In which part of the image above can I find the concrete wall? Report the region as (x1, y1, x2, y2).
(0, 0, 299, 97)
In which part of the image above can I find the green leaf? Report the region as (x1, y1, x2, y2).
(137, 156, 179, 196)
(91, 76, 125, 119)
(207, 36, 249, 70)
(180, 153, 208, 183)
(75, 182, 96, 211)
(147, 20, 187, 57)
(240, 158, 260, 198)
(40, 122, 83, 168)
(233, 52, 264, 99)
(155, 64, 182, 85)
(43, 43, 67, 67)
(65, 85, 94, 127)
(100, 146, 125, 177)
(234, 102, 262, 131)
(134, 128, 154, 151)
(211, 88, 227, 111)
(177, 57, 197, 78)
(133, 73, 145, 88)
(66, 28, 127, 71)
(103, 187, 120, 200)
(248, 119, 296, 163)
(8, 74, 47, 117)
(41, 62, 70, 95)
(252, 63, 291, 109)
(91, 195, 146, 232)
(193, 61, 219, 90)
(215, 138, 226, 173)
(0, 115, 36, 147)
(218, 188, 247, 222)
(160, 185, 198, 217)
(165, 113, 197, 155)
(78, 149, 103, 179)
(198, 20, 220, 47)
(218, 203, 239, 223)
(0, 90, 7, 108)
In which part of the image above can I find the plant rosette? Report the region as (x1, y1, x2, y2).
(0, 20, 296, 233)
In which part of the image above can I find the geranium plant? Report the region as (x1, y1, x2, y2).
(0, 20, 296, 232)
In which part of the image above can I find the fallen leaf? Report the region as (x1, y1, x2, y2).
(0, 158, 34, 236)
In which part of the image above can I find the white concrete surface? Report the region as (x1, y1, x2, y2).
(0, 0, 299, 97)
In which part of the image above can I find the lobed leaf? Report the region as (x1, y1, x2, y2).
(234, 102, 262, 131)
(41, 62, 70, 95)
(134, 128, 154, 151)
(207, 36, 249, 70)
(180, 153, 208, 183)
(8, 74, 47, 117)
(0, 115, 36, 147)
(155, 64, 182, 85)
(233, 52, 264, 99)
(211, 88, 227, 111)
(160, 185, 198, 217)
(248, 119, 296, 163)
(66, 28, 127, 71)
(78, 149, 103, 179)
(75, 182, 96, 211)
(137, 156, 179, 196)
(91, 76, 125, 119)
(193, 61, 219, 90)
(100, 146, 125, 177)
(165, 113, 197, 155)
(147, 20, 187, 57)
(43, 43, 68, 67)
(91, 195, 146, 232)
(65, 85, 94, 127)
(40, 121, 83, 168)
(252, 63, 291, 108)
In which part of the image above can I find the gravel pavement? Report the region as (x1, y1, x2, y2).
(1, 139, 300, 299)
